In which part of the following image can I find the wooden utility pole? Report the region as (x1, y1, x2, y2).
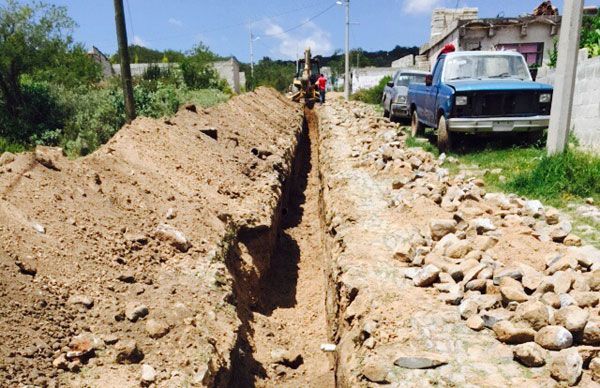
(113, 0, 136, 123)
(546, 0, 584, 155)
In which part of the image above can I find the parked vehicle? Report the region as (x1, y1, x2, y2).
(407, 51, 553, 152)
(381, 69, 428, 121)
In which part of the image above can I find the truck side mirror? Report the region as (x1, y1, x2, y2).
(387, 81, 394, 87)
(425, 74, 433, 86)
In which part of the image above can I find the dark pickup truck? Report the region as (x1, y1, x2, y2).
(407, 51, 553, 151)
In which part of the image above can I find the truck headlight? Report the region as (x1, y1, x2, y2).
(539, 93, 552, 103)
(395, 95, 407, 104)
(455, 95, 468, 106)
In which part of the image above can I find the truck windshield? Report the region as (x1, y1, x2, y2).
(443, 55, 531, 81)
(396, 74, 426, 86)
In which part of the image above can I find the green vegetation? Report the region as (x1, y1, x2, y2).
(242, 58, 295, 92)
(508, 150, 600, 205)
(0, 1, 231, 157)
(110, 45, 186, 64)
(404, 130, 600, 207)
(351, 76, 391, 105)
(241, 45, 418, 93)
(582, 11, 600, 57)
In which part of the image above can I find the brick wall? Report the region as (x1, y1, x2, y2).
(537, 49, 600, 152)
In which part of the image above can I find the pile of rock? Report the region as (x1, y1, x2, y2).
(359, 134, 600, 385)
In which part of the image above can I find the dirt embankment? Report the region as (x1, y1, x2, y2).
(0, 87, 304, 387)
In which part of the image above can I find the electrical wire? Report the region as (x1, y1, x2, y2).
(261, 2, 338, 39)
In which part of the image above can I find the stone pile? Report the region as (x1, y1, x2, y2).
(327, 100, 600, 386)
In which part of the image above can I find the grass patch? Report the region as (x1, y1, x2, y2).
(0, 136, 26, 154)
(405, 135, 439, 157)
(507, 149, 600, 205)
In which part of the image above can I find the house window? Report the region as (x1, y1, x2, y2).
(496, 42, 544, 67)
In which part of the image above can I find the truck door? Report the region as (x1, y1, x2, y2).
(424, 57, 445, 126)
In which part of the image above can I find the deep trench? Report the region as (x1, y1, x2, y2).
(225, 108, 334, 387)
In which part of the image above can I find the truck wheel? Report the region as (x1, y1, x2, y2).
(437, 115, 452, 152)
(383, 107, 390, 118)
(411, 110, 424, 137)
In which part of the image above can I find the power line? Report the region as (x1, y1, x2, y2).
(261, 2, 338, 39)
(124, 0, 134, 42)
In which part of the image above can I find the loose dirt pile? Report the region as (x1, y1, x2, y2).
(318, 100, 600, 387)
(0, 87, 303, 387)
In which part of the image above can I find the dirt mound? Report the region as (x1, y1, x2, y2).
(0, 87, 303, 387)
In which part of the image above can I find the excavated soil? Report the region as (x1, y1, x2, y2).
(0, 88, 306, 387)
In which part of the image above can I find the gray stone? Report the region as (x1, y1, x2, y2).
(413, 264, 440, 287)
(361, 359, 389, 383)
(67, 295, 94, 309)
(394, 353, 448, 369)
(493, 267, 523, 285)
(481, 309, 512, 329)
(513, 342, 547, 367)
(471, 217, 496, 234)
(550, 348, 582, 386)
(146, 319, 170, 339)
(550, 221, 572, 242)
(429, 219, 457, 240)
(125, 303, 149, 322)
(583, 320, 600, 346)
(551, 271, 574, 294)
(141, 364, 156, 383)
(492, 320, 535, 344)
(570, 291, 599, 308)
(541, 292, 561, 309)
(535, 326, 573, 350)
(459, 299, 479, 319)
(0, 151, 16, 166)
(155, 224, 192, 252)
(514, 300, 550, 331)
(554, 305, 589, 332)
(559, 293, 578, 308)
(500, 286, 528, 303)
(466, 314, 484, 331)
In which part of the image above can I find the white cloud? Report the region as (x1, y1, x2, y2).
(132, 35, 150, 47)
(404, 0, 442, 14)
(260, 19, 333, 60)
(168, 17, 183, 27)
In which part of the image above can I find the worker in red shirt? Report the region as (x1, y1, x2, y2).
(317, 74, 327, 104)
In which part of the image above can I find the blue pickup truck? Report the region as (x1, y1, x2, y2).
(407, 51, 553, 151)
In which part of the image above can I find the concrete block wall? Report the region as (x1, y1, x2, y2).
(537, 49, 600, 152)
(351, 67, 398, 92)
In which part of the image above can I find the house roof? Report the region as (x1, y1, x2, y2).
(421, 15, 561, 55)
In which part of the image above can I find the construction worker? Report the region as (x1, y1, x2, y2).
(317, 73, 327, 104)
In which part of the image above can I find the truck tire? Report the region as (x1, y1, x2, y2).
(411, 109, 424, 137)
(437, 115, 452, 152)
(383, 107, 390, 118)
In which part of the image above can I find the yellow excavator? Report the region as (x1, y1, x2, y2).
(291, 48, 320, 108)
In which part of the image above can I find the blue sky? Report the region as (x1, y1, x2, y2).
(48, 0, 600, 62)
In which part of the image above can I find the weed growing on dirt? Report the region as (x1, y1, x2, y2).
(351, 76, 391, 105)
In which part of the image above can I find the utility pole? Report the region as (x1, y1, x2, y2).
(250, 29, 255, 87)
(249, 27, 260, 90)
(547, 0, 584, 155)
(344, 0, 350, 100)
(113, 0, 136, 123)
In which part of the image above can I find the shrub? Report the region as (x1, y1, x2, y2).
(351, 76, 391, 105)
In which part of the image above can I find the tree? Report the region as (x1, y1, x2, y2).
(0, 0, 75, 118)
(180, 43, 222, 90)
(581, 12, 600, 57)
